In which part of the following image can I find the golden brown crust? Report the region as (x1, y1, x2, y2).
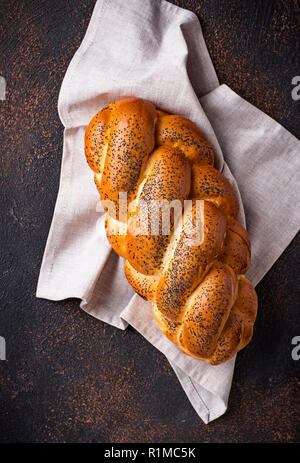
(125, 260, 158, 301)
(105, 214, 127, 259)
(88, 98, 157, 218)
(227, 217, 251, 252)
(220, 218, 251, 275)
(153, 303, 181, 343)
(126, 146, 191, 275)
(85, 97, 258, 365)
(179, 262, 238, 359)
(156, 113, 215, 165)
(155, 200, 227, 321)
(190, 165, 239, 219)
(209, 276, 258, 365)
(85, 105, 112, 174)
(153, 270, 257, 365)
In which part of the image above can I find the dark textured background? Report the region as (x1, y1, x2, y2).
(0, 0, 299, 443)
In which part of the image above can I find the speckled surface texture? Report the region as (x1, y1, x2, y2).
(0, 0, 299, 443)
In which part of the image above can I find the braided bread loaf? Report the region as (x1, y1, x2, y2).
(85, 98, 258, 365)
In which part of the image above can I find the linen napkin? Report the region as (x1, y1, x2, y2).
(36, 0, 300, 424)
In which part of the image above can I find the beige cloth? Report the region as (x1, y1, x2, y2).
(36, 0, 300, 423)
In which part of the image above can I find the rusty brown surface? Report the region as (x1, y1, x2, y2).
(0, 0, 299, 443)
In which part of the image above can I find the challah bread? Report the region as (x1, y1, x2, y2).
(85, 97, 258, 365)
